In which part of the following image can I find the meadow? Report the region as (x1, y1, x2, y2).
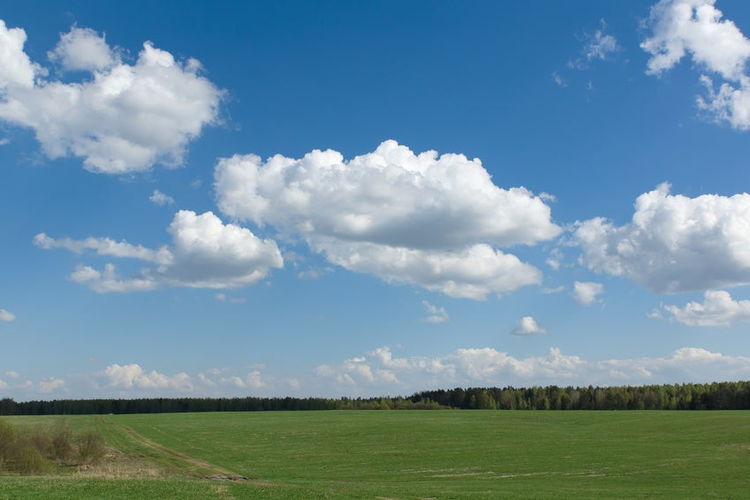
(1, 410, 749, 499)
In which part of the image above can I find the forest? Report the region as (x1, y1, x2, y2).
(2, 380, 749, 415)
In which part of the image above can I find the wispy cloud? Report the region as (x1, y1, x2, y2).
(422, 301, 449, 323)
(149, 189, 175, 206)
(0, 309, 16, 322)
(568, 19, 619, 70)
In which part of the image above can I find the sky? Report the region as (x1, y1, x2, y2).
(2, 0, 750, 401)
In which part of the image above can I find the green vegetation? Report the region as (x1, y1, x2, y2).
(2, 411, 750, 498)
(0, 417, 106, 476)
(3, 380, 750, 416)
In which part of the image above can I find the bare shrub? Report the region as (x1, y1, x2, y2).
(27, 428, 53, 457)
(0, 418, 17, 467)
(51, 419, 73, 460)
(76, 430, 105, 465)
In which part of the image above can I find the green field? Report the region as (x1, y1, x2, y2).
(2, 411, 750, 498)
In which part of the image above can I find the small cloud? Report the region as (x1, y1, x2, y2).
(4, 371, 19, 379)
(0, 138, 9, 146)
(298, 267, 333, 281)
(511, 316, 546, 336)
(37, 377, 65, 394)
(572, 281, 604, 306)
(0, 309, 16, 322)
(663, 290, 750, 327)
(149, 189, 174, 206)
(191, 179, 203, 189)
(422, 301, 450, 323)
(539, 192, 557, 203)
(215, 293, 245, 304)
(647, 308, 663, 320)
(542, 285, 565, 294)
(552, 71, 567, 87)
(584, 20, 618, 61)
(568, 19, 619, 70)
(546, 247, 563, 271)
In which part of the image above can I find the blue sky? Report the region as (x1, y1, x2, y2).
(3, 0, 750, 400)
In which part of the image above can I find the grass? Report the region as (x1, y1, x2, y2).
(2, 411, 750, 498)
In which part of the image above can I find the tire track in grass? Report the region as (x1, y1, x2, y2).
(111, 422, 250, 481)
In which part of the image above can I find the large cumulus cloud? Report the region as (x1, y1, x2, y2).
(0, 21, 222, 173)
(35, 210, 283, 292)
(215, 140, 560, 299)
(575, 183, 750, 294)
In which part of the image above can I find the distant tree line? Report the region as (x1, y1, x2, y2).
(2, 381, 749, 415)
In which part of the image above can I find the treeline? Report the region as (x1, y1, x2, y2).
(2, 381, 749, 415)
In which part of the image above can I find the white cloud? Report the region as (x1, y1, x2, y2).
(642, 0, 750, 129)
(0, 21, 223, 173)
(3, 346, 750, 400)
(546, 248, 563, 271)
(0, 308, 16, 322)
(297, 267, 333, 281)
(573, 281, 604, 306)
(696, 74, 750, 129)
(36, 210, 283, 292)
(0, 20, 40, 89)
(37, 377, 66, 394)
(511, 316, 546, 336)
(34, 232, 173, 265)
(422, 301, 449, 323)
(552, 71, 567, 87)
(663, 290, 750, 326)
(103, 363, 193, 391)
(4, 371, 19, 379)
(313, 345, 750, 395)
(47, 26, 115, 72)
(149, 189, 174, 206)
(642, 0, 750, 80)
(584, 21, 619, 61)
(575, 183, 750, 293)
(215, 292, 246, 303)
(567, 19, 619, 70)
(215, 140, 560, 299)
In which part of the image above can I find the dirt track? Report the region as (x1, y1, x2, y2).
(112, 422, 249, 481)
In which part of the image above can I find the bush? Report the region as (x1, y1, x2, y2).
(0, 418, 17, 465)
(0, 418, 107, 473)
(13, 445, 51, 474)
(76, 430, 105, 465)
(51, 419, 73, 460)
